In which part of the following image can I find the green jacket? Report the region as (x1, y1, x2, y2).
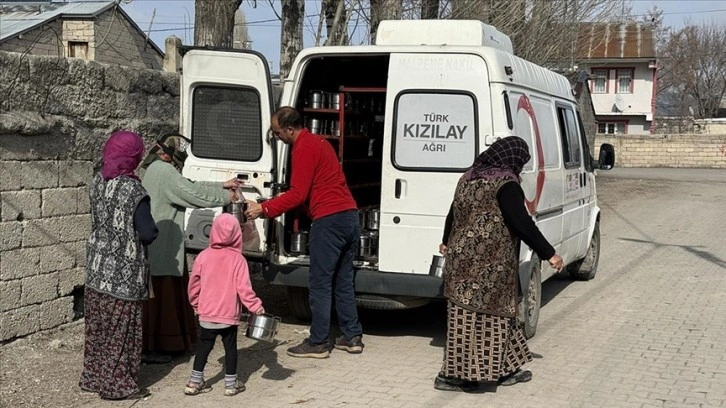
(141, 160, 230, 277)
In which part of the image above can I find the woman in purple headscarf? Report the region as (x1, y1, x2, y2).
(79, 131, 158, 400)
(435, 137, 564, 392)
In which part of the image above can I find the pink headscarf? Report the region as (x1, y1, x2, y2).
(101, 131, 145, 181)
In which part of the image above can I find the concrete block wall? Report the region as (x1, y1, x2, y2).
(595, 134, 726, 168)
(62, 20, 96, 60)
(0, 50, 179, 342)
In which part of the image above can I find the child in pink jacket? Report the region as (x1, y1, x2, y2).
(185, 213, 265, 397)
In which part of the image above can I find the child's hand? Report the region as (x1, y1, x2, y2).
(255, 307, 265, 315)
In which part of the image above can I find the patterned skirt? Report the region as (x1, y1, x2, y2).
(79, 288, 143, 399)
(441, 301, 532, 382)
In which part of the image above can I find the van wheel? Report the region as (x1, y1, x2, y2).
(287, 287, 312, 320)
(520, 256, 542, 339)
(568, 222, 601, 281)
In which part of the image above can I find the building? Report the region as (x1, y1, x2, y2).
(0, 0, 163, 69)
(575, 22, 657, 135)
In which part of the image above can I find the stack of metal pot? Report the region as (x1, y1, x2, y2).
(357, 208, 379, 261)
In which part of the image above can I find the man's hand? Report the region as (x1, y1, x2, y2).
(223, 178, 242, 189)
(548, 254, 564, 272)
(438, 243, 447, 255)
(244, 200, 264, 220)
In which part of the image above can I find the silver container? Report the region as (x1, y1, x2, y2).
(366, 208, 380, 230)
(330, 93, 340, 110)
(358, 210, 367, 230)
(310, 91, 322, 109)
(357, 233, 372, 258)
(228, 201, 246, 224)
(290, 231, 309, 254)
(308, 118, 321, 134)
(245, 313, 280, 342)
(429, 255, 445, 278)
(332, 120, 340, 137)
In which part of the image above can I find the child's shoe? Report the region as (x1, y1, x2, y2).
(184, 380, 210, 396)
(224, 380, 246, 396)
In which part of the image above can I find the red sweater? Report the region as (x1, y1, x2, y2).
(262, 128, 357, 220)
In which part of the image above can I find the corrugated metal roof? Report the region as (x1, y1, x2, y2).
(576, 23, 656, 60)
(0, 1, 114, 41)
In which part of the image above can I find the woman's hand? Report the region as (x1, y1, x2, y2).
(548, 254, 564, 272)
(224, 178, 242, 189)
(438, 243, 447, 255)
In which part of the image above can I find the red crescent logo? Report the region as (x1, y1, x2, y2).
(516, 95, 545, 215)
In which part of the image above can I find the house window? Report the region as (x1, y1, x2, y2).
(597, 122, 627, 135)
(616, 69, 633, 93)
(68, 41, 89, 59)
(591, 69, 608, 93)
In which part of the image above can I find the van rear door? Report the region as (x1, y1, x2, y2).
(180, 49, 275, 257)
(378, 53, 492, 274)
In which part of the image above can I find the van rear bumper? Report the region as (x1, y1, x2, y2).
(262, 264, 445, 298)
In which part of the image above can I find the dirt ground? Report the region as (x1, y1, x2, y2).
(0, 268, 303, 408)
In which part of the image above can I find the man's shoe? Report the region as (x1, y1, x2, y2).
(499, 369, 532, 386)
(333, 335, 364, 354)
(286, 339, 331, 359)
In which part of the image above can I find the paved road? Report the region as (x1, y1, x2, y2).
(3, 168, 724, 408)
(132, 168, 725, 408)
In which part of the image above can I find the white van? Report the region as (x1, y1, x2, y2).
(180, 20, 615, 338)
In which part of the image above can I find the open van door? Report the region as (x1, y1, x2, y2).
(180, 48, 276, 258)
(378, 53, 492, 274)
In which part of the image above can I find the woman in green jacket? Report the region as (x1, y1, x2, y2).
(140, 134, 240, 362)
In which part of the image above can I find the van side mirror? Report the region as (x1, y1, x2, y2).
(597, 143, 615, 170)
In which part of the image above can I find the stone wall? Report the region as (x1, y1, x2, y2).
(595, 134, 726, 168)
(0, 50, 179, 342)
(0, 21, 64, 56)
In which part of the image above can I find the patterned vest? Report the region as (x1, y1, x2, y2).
(86, 173, 150, 301)
(443, 175, 519, 317)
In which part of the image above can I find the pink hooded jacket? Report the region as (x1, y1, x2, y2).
(188, 213, 263, 325)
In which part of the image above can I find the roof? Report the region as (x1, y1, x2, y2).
(0, 1, 162, 55)
(575, 22, 656, 60)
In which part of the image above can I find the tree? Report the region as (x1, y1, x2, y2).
(370, 0, 402, 42)
(279, 0, 305, 79)
(232, 9, 252, 49)
(194, 0, 243, 47)
(658, 22, 726, 118)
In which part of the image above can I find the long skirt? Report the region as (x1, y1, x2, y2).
(79, 288, 142, 399)
(142, 274, 197, 354)
(441, 302, 532, 382)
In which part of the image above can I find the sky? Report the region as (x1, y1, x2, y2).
(119, 0, 726, 74)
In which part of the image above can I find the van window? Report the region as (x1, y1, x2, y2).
(529, 96, 560, 170)
(191, 86, 263, 162)
(392, 91, 477, 171)
(557, 106, 582, 168)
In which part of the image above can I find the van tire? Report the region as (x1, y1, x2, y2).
(567, 222, 601, 281)
(287, 286, 312, 320)
(520, 256, 542, 339)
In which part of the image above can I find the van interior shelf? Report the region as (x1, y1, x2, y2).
(339, 86, 387, 93)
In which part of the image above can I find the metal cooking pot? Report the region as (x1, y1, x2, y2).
(366, 209, 380, 230)
(310, 91, 322, 109)
(357, 233, 371, 258)
(307, 118, 321, 134)
(245, 313, 280, 342)
(228, 201, 247, 224)
(290, 231, 309, 254)
(429, 255, 445, 278)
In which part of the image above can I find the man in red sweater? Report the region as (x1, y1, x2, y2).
(245, 106, 364, 358)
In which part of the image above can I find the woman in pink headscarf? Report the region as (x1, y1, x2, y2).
(79, 131, 158, 400)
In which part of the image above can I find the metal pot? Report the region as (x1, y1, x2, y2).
(357, 233, 372, 258)
(307, 118, 321, 134)
(429, 255, 445, 278)
(290, 231, 309, 254)
(310, 91, 322, 109)
(366, 208, 380, 230)
(358, 210, 367, 230)
(228, 201, 247, 224)
(330, 93, 340, 110)
(332, 120, 340, 137)
(245, 313, 280, 342)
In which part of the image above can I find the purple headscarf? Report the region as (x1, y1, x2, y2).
(465, 136, 531, 182)
(101, 131, 145, 181)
